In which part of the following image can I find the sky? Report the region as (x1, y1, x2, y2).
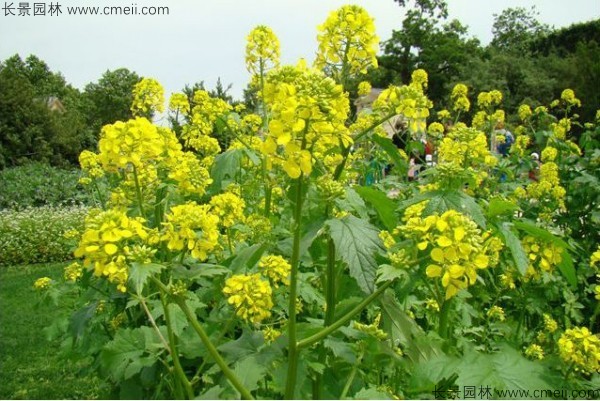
(1, 0, 599, 100)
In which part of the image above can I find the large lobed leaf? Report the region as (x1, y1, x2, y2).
(326, 215, 384, 294)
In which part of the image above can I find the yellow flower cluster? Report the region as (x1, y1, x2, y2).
(524, 344, 544, 360)
(591, 248, 600, 269)
(223, 273, 274, 324)
(353, 313, 388, 340)
(521, 235, 563, 279)
(184, 90, 231, 153)
(131, 77, 165, 115)
(372, 72, 433, 133)
(168, 93, 190, 115)
(210, 192, 246, 228)
(518, 104, 532, 121)
(525, 161, 566, 212)
(541, 146, 558, 162)
(263, 326, 281, 343)
(511, 134, 531, 157)
(33, 277, 52, 290)
(399, 209, 496, 299)
(315, 5, 379, 76)
(551, 118, 571, 140)
(64, 262, 83, 282)
(74, 209, 151, 292)
(245, 25, 280, 75)
(79, 150, 104, 181)
(161, 202, 220, 261)
(357, 81, 372, 96)
(558, 327, 600, 374)
(543, 313, 558, 333)
(261, 63, 351, 178)
(167, 152, 213, 196)
(487, 306, 505, 321)
(451, 83, 470, 113)
(560, 88, 581, 108)
(258, 254, 291, 287)
(316, 175, 346, 200)
(477, 90, 502, 109)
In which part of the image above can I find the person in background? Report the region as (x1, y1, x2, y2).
(495, 121, 514, 157)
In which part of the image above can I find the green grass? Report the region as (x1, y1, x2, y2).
(0, 262, 110, 399)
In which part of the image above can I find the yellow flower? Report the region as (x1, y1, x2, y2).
(524, 344, 544, 360)
(261, 64, 350, 179)
(560, 88, 581, 107)
(210, 192, 246, 228)
(64, 262, 83, 282)
(258, 255, 291, 287)
(543, 313, 558, 333)
(131, 77, 164, 115)
(33, 277, 52, 290)
(357, 81, 372, 96)
(74, 208, 151, 292)
(451, 83, 470, 113)
(245, 25, 280, 75)
(161, 202, 220, 261)
(541, 147, 558, 162)
(315, 5, 379, 76)
(487, 306, 505, 321)
(518, 104, 532, 121)
(401, 209, 496, 299)
(263, 327, 281, 343)
(168, 93, 190, 115)
(223, 273, 273, 324)
(558, 327, 600, 374)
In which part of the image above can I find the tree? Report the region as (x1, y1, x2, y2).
(490, 7, 550, 53)
(82, 68, 141, 134)
(0, 54, 90, 167)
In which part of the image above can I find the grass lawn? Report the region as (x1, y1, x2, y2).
(0, 262, 111, 399)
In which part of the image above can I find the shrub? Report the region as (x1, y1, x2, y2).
(0, 162, 94, 210)
(0, 206, 87, 266)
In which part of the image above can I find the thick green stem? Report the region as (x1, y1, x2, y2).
(151, 278, 254, 400)
(284, 177, 305, 399)
(160, 290, 194, 400)
(438, 298, 452, 339)
(297, 280, 394, 349)
(132, 165, 145, 217)
(313, 237, 338, 399)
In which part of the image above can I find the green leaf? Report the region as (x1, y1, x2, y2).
(166, 303, 188, 337)
(335, 187, 370, 219)
(487, 198, 519, 218)
(497, 223, 529, 276)
(217, 330, 264, 363)
(197, 385, 225, 399)
(171, 263, 229, 280)
(233, 356, 267, 393)
(455, 344, 551, 394)
(68, 302, 97, 340)
(557, 249, 577, 287)
(379, 292, 423, 344)
(323, 338, 356, 364)
(371, 134, 408, 174)
(513, 221, 570, 249)
(227, 243, 268, 274)
(209, 148, 243, 193)
(326, 215, 384, 294)
(128, 262, 165, 294)
(101, 328, 157, 381)
(354, 186, 399, 231)
(354, 386, 392, 399)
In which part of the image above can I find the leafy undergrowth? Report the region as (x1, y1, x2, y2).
(0, 262, 110, 399)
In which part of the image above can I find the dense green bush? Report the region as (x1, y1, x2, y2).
(0, 206, 87, 265)
(0, 162, 93, 210)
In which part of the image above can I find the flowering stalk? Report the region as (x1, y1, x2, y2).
(284, 175, 306, 399)
(151, 277, 254, 400)
(132, 165, 145, 217)
(297, 280, 394, 349)
(160, 289, 194, 399)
